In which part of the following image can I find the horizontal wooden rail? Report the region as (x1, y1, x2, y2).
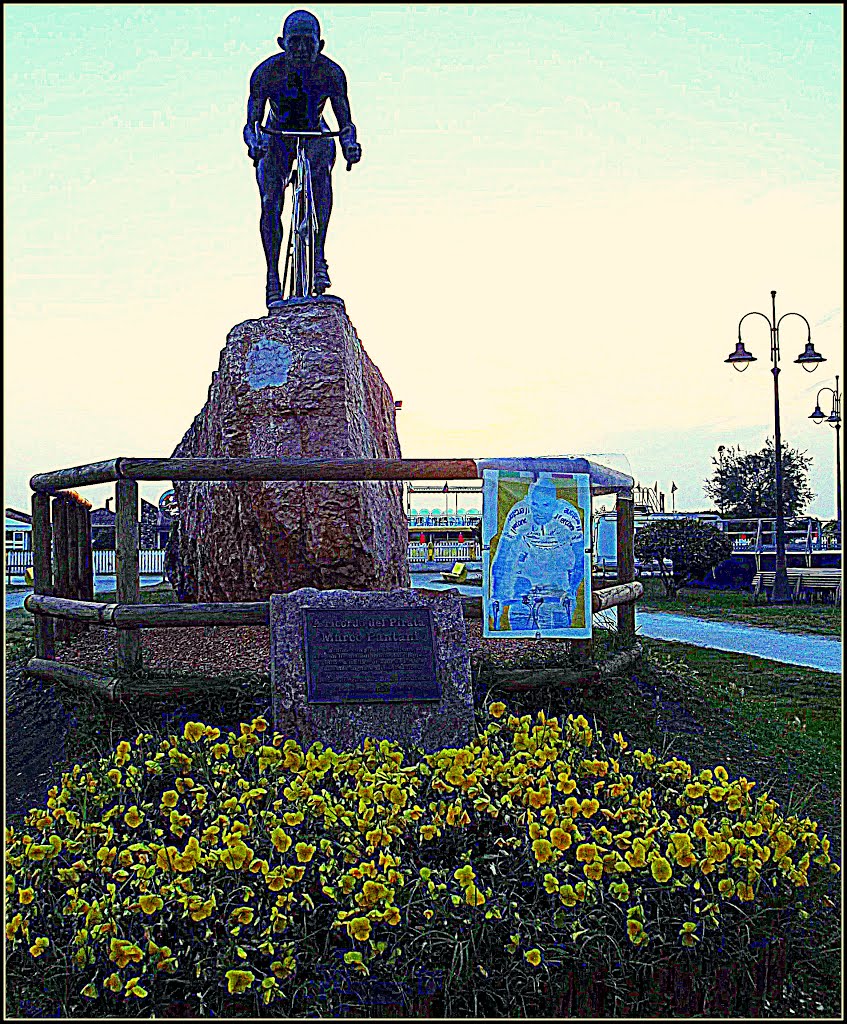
(25, 658, 120, 699)
(30, 459, 123, 493)
(24, 584, 639, 631)
(592, 581, 643, 612)
(31, 457, 481, 492)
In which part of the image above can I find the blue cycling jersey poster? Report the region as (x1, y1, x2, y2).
(482, 470, 592, 639)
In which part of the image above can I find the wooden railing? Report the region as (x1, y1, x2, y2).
(24, 456, 640, 698)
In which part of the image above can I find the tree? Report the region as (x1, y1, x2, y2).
(704, 438, 815, 519)
(635, 519, 733, 597)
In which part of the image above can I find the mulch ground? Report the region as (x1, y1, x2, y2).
(37, 619, 580, 676)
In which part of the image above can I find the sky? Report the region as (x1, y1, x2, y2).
(4, 4, 843, 521)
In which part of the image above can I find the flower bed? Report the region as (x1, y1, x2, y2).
(5, 702, 839, 1017)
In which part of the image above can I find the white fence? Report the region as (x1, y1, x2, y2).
(5, 548, 167, 581)
(408, 541, 479, 563)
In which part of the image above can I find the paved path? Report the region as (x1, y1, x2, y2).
(631, 609, 841, 674)
(409, 575, 842, 674)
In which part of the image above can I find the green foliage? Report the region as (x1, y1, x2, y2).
(635, 520, 733, 596)
(704, 439, 815, 518)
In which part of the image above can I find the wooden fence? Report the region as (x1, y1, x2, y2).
(24, 456, 640, 699)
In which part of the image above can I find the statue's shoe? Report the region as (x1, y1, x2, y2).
(266, 283, 283, 308)
(314, 260, 331, 295)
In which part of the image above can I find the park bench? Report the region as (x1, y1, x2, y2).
(751, 570, 803, 603)
(752, 568, 841, 604)
(797, 568, 842, 604)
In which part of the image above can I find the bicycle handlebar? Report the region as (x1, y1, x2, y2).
(254, 123, 352, 169)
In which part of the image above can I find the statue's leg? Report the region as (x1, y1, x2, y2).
(306, 135, 337, 293)
(257, 144, 291, 303)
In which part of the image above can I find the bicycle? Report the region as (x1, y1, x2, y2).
(490, 584, 574, 632)
(254, 123, 350, 300)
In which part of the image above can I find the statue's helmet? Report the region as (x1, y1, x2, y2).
(282, 9, 321, 40)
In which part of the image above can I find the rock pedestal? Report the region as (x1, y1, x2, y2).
(165, 300, 410, 601)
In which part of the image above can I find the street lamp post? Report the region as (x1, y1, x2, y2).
(808, 374, 842, 532)
(725, 290, 826, 603)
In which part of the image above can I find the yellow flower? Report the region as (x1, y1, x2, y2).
(454, 865, 476, 887)
(28, 936, 49, 957)
(718, 878, 735, 897)
(627, 919, 644, 941)
(709, 786, 726, 802)
(205, 726, 221, 741)
(693, 819, 710, 840)
(347, 916, 372, 942)
(138, 895, 164, 915)
(685, 782, 706, 799)
(609, 880, 630, 901)
(188, 895, 215, 921)
(583, 861, 604, 881)
(525, 948, 542, 967)
(295, 843, 316, 863)
(220, 841, 252, 871)
(270, 827, 292, 853)
(81, 983, 98, 999)
(283, 812, 304, 827)
(104, 973, 123, 992)
(183, 721, 205, 743)
(489, 702, 507, 718)
(650, 856, 673, 883)
(465, 885, 485, 906)
(18, 887, 35, 905)
(736, 881, 755, 901)
(107, 769, 122, 785)
(550, 828, 572, 851)
(116, 740, 131, 765)
(383, 905, 402, 925)
(110, 938, 144, 969)
(580, 798, 600, 818)
(125, 977, 149, 998)
(680, 921, 699, 946)
(124, 806, 143, 829)
(543, 873, 560, 894)
(161, 791, 179, 809)
(532, 839, 554, 864)
(714, 765, 729, 783)
(576, 843, 597, 863)
(225, 969, 256, 994)
(420, 824, 438, 841)
(231, 906, 255, 924)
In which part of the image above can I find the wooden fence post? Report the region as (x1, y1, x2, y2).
(78, 502, 94, 603)
(51, 496, 70, 641)
(31, 492, 55, 659)
(115, 478, 142, 674)
(617, 495, 636, 640)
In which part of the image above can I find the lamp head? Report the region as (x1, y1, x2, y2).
(809, 405, 825, 424)
(826, 410, 841, 427)
(794, 340, 825, 372)
(725, 340, 756, 372)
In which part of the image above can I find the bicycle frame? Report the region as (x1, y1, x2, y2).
(256, 124, 342, 299)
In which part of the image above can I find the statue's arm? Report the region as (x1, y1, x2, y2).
(243, 67, 268, 159)
(328, 65, 361, 165)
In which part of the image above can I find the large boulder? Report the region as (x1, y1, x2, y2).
(165, 299, 410, 601)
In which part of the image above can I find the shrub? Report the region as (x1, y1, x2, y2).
(635, 520, 734, 596)
(5, 705, 839, 1017)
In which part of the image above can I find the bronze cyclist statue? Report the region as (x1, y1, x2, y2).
(243, 9, 362, 307)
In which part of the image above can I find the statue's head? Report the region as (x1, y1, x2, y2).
(278, 9, 323, 68)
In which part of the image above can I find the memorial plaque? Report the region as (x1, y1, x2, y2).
(270, 588, 476, 754)
(303, 608, 440, 702)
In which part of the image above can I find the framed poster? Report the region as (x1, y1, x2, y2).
(482, 470, 592, 638)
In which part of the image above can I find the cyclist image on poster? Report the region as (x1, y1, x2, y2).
(484, 472, 592, 638)
(243, 9, 362, 306)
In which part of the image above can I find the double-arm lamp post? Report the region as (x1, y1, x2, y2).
(809, 374, 842, 532)
(725, 290, 826, 603)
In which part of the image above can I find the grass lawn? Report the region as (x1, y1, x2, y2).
(638, 576, 841, 636)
